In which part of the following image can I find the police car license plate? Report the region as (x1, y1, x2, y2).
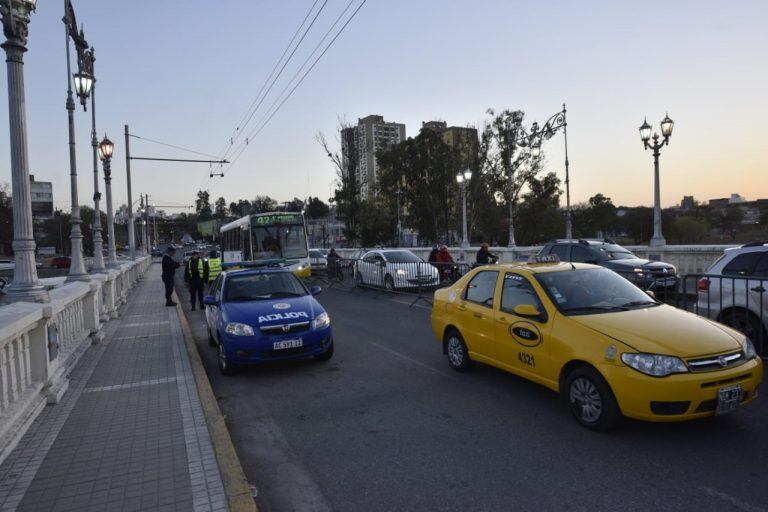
(715, 384, 744, 415)
(273, 339, 303, 350)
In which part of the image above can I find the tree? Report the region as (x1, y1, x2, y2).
(514, 173, 564, 245)
(357, 199, 396, 246)
(195, 190, 212, 220)
(251, 195, 277, 214)
(0, 183, 12, 255)
(283, 197, 304, 213)
(674, 216, 709, 243)
(214, 197, 227, 219)
(317, 123, 364, 244)
(583, 193, 617, 237)
(479, 109, 542, 246)
(305, 196, 330, 219)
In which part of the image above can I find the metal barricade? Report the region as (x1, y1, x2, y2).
(610, 269, 681, 305)
(681, 273, 767, 358)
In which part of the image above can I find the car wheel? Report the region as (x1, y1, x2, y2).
(721, 309, 765, 354)
(218, 342, 237, 376)
(444, 329, 473, 372)
(207, 328, 216, 347)
(384, 275, 395, 292)
(355, 270, 364, 286)
(314, 342, 334, 361)
(565, 367, 621, 431)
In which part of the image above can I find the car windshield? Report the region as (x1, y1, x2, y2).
(384, 251, 422, 263)
(224, 272, 307, 302)
(535, 268, 659, 315)
(596, 244, 637, 261)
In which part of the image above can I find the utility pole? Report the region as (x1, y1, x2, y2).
(125, 124, 135, 260)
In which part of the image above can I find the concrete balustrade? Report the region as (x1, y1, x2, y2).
(0, 256, 151, 464)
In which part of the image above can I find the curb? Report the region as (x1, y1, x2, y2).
(175, 300, 258, 512)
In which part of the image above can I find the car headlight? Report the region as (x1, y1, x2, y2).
(225, 322, 254, 336)
(621, 352, 688, 377)
(312, 312, 330, 330)
(743, 337, 757, 360)
(396, 269, 407, 275)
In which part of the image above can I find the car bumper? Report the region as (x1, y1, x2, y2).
(221, 326, 333, 364)
(601, 357, 763, 422)
(393, 273, 438, 289)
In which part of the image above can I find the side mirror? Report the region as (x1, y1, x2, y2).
(513, 304, 541, 317)
(203, 295, 217, 306)
(310, 286, 322, 296)
(645, 290, 656, 299)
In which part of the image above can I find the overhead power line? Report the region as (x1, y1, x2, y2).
(129, 133, 223, 160)
(212, 0, 368, 190)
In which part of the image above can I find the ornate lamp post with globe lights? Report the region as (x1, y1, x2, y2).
(639, 114, 674, 247)
(64, 2, 93, 282)
(456, 168, 472, 260)
(0, 0, 49, 302)
(98, 135, 118, 268)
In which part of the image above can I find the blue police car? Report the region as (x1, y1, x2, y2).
(203, 267, 334, 375)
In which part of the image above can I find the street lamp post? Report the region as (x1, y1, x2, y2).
(456, 168, 472, 259)
(1, 0, 49, 302)
(639, 114, 674, 247)
(98, 135, 118, 268)
(64, 6, 92, 282)
(83, 47, 105, 273)
(124, 124, 136, 260)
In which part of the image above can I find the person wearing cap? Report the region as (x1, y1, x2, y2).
(476, 243, 499, 265)
(161, 246, 181, 306)
(184, 251, 209, 311)
(207, 250, 222, 284)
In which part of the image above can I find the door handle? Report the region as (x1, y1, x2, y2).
(456, 303, 467, 311)
(751, 286, 766, 293)
(473, 312, 483, 319)
(497, 316, 508, 324)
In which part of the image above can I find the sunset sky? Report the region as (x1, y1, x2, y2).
(0, 0, 766, 214)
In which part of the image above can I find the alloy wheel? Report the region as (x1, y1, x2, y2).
(447, 335, 464, 367)
(569, 377, 603, 424)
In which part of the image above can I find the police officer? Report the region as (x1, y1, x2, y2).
(161, 247, 180, 306)
(207, 250, 222, 284)
(184, 251, 210, 311)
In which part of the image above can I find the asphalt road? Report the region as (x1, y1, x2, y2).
(173, 274, 768, 512)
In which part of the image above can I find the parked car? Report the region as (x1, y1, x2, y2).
(696, 240, 768, 355)
(50, 256, 71, 269)
(538, 239, 677, 292)
(354, 249, 439, 291)
(309, 249, 328, 272)
(0, 259, 14, 271)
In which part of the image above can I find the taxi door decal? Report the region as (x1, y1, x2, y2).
(509, 321, 542, 348)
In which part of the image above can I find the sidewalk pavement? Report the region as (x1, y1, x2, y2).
(0, 264, 231, 512)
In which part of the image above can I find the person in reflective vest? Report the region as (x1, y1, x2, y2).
(184, 251, 209, 311)
(207, 250, 222, 284)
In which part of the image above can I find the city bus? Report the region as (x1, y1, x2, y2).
(220, 212, 311, 277)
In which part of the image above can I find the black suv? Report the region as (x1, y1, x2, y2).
(538, 239, 677, 292)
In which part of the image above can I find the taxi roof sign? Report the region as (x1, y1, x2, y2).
(527, 254, 560, 264)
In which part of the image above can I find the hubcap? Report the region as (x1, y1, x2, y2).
(569, 377, 602, 423)
(447, 336, 464, 367)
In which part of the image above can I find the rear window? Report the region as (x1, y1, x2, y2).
(752, 253, 768, 278)
(384, 251, 422, 263)
(722, 252, 763, 276)
(550, 245, 570, 260)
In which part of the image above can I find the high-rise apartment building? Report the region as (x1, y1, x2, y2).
(341, 115, 406, 199)
(29, 174, 53, 218)
(420, 121, 478, 167)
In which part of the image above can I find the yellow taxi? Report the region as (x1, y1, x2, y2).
(430, 257, 763, 430)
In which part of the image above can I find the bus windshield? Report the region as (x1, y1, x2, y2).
(251, 224, 308, 260)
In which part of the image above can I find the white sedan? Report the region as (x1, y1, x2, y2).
(354, 249, 439, 291)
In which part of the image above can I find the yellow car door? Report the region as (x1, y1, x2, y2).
(454, 270, 501, 361)
(493, 272, 555, 386)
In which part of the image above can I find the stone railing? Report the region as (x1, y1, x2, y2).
(335, 244, 735, 275)
(0, 255, 151, 464)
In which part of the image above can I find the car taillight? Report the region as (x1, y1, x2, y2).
(697, 278, 710, 291)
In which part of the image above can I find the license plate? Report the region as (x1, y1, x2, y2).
(272, 339, 303, 350)
(715, 384, 744, 415)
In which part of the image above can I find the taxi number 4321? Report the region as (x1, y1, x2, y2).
(518, 352, 535, 367)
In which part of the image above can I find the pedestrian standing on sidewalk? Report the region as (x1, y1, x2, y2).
(184, 251, 209, 311)
(207, 250, 222, 285)
(161, 247, 181, 306)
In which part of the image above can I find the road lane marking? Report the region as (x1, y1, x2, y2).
(697, 485, 766, 512)
(367, 340, 449, 376)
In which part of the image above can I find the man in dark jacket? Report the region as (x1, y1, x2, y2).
(476, 243, 499, 265)
(184, 251, 210, 311)
(161, 247, 181, 306)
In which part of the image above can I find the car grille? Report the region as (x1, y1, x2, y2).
(686, 350, 744, 372)
(259, 321, 310, 336)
